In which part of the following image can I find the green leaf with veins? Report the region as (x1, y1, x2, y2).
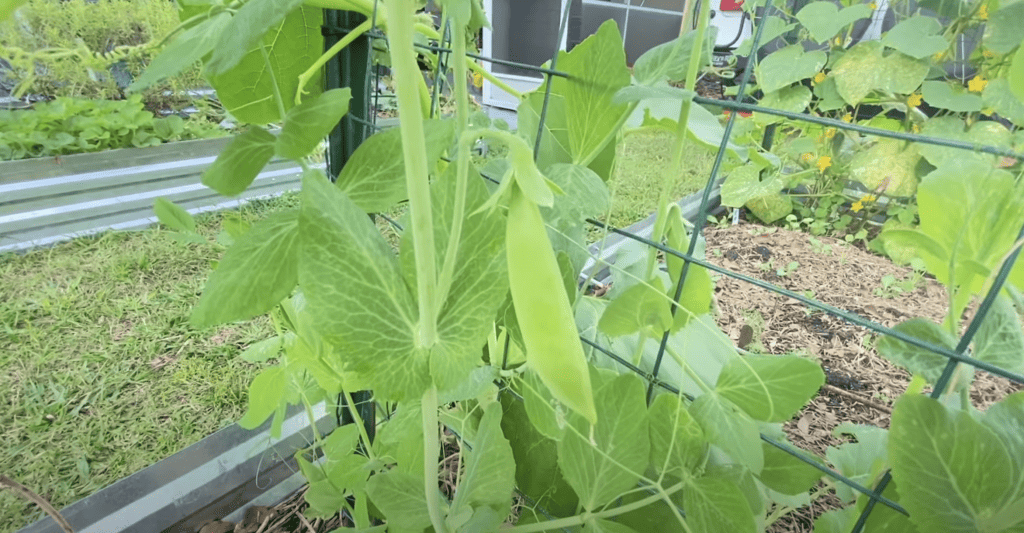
(755, 85, 812, 125)
(206, 0, 305, 75)
(715, 355, 823, 422)
(518, 91, 573, 174)
(921, 81, 982, 113)
(191, 209, 299, 326)
(207, 6, 323, 125)
(794, 2, 872, 44)
(276, 88, 351, 160)
(826, 423, 889, 503)
(972, 294, 1024, 374)
(298, 169, 423, 400)
(759, 442, 823, 495)
(557, 369, 649, 511)
(847, 138, 920, 197)
(373, 401, 424, 477)
(984, 2, 1024, 55)
(755, 44, 827, 94)
(153, 198, 197, 233)
(239, 366, 286, 429)
(648, 393, 707, 478)
(875, 318, 956, 384)
(735, 16, 793, 56)
(201, 127, 276, 196)
(983, 78, 1024, 128)
(632, 28, 716, 86)
(365, 470, 432, 532)
(830, 41, 928, 106)
(130, 12, 232, 92)
(880, 15, 948, 59)
(598, 276, 673, 337)
(917, 116, 1012, 171)
(583, 518, 641, 533)
(450, 402, 515, 528)
(690, 391, 763, 473)
(684, 472, 759, 533)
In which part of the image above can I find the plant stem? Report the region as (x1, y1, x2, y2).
(465, 59, 524, 99)
(506, 482, 686, 533)
(421, 386, 447, 533)
(259, 43, 289, 122)
(296, 18, 374, 105)
(385, 0, 437, 347)
(342, 390, 377, 461)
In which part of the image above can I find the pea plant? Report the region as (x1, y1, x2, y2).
(22, 0, 1024, 529)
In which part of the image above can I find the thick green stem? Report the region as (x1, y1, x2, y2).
(296, 18, 374, 105)
(465, 59, 525, 99)
(421, 386, 447, 533)
(385, 0, 438, 347)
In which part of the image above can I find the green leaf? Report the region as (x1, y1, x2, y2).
(201, 127, 276, 196)
(518, 91, 572, 174)
(972, 294, 1024, 373)
(880, 15, 948, 60)
(373, 402, 424, 477)
(207, 7, 323, 124)
(557, 19, 632, 166)
(648, 393, 707, 478)
(191, 209, 300, 326)
(665, 211, 714, 329)
(983, 78, 1024, 128)
(612, 84, 695, 105)
(890, 394, 1023, 533)
(813, 76, 848, 111)
(206, 0, 305, 75)
(298, 170, 423, 400)
(794, 2, 872, 44)
(921, 81, 982, 113)
(826, 423, 890, 503)
(715, 355, 824, 422)
(684, 473, 759, 533)
(847, 138, 921, 197)
(755, 85, 812, 125)
(557, 369, 650, 510)
(451, 403, 515, 519)
(917, 116, 1012, 171)
(583, 518, 641, 533)
(689, 392, 764, 473)
(599, 277, 673, 337)
(275, 88, 351, 160)
(336, 118, 455, 213)
(239, 335, 283, 363)
(759, 443, 823, 495)
(735, 16, 794, 57)
(984, 3, 1024, 55)
(1010, 45, 1024, 103)
(755, 44, 827, 94)
(365, 470, 432, 532)
(153, 197, 196, 233)
(721, 166, 779, 208)
(875, 318, 957, 384)
(130, 13, 232, 92)
(831, 41, 928, 106)
(1, 0, 28, 22)
(747, 192, 792, 224)
(632, 28, 716, 85)
(239, 366, 286, 429)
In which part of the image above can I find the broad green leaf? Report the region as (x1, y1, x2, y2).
(715, 355, 824, 422)
(890, 394, 1021, 533)
(583, 518, 640, 533)
(373, 402, 424, 477)
(206, 0, 305, 75)
(450, 403, 515, 520)
(984, 3, 1024, 55)
(298, 170, 423, 400)
(689, 392, 764, 473)
(814, 507, 857, 533)
(983, 78, 1024, 128)
(239, 366, 286, 429)
(755, 44, 827, 94)
(517, 91, 572, 174)
(831, 41, 928, 106)
(336, 118, 455, 213)
(734, 16, 794, 57)
(239, 335, 283, 363)
(599, 277, 673, 337)
(153, 197, 196, 233)
(795, 2, 872, 44)
(916, 0, 968, 18)
(207, 7, 323, 124)
(648, 393, 707, 478)
(921, 80, 982, 113)
(812, 76, 847, 111)
(746, 192, 792, 224)
(201, 127, 276, 196)
(1011, 45, 1024, 103)
(557, 370, 650, 510)
(972, 294, 1024, 373)
(632, 28, 716, 85)
(875, 318, 957, 384)
(721, 165, 775, 208)
(541, 163, 610, 269)
(847, 138, 921, 197)
(130, 13, 232, 92)
(755, 85, 812, 125)
(520, 369, 565, 441)
(759, 443, 823, 495)
(276, 88, 351, 160)
(439, 365, 498, 403)
(880, 15, 948, 59)
(191, 209, 299, 326)
(684, 473, 759, 533)
(365, 470, 432, 532)
(917, 116, 1012, 171)
(1, 0, 28, 22)
(612, 84, 695, 105)
(665, 211, 713, 329)
(826, 423, 890, 503)
(557, 20, 631, 166)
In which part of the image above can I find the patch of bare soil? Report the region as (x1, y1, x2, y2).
(703, 223, 1023, 531)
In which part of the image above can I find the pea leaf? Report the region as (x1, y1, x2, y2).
(298, 170, 423, 400)
(972, 294, 1024, 374)
(557, 370, 650, 510)
(239, 366, 286, 429)
(207, 7, 323, 125)
(826, 423, 890, 503)
(875, 318, 956, 384)
(239, 335, 283, 363)
(612, 84, 695, 105)
(880, 15, 948, 60)
(130, 13, 232, 92)
(276, 88, 352, 160)
(684, 472, 759, 533)
(1010, 45, 1024, 103)
(632, 28, 716, 85)
(336, 118, 455, 213)
(201, 127, 276, 196)
(450, 402, 515, 522)
(755, 44, 827, 94)
(983, 78, 1024, 128)
(794, 2, 872, 44)
(921, 81, 982, 113)
(517, 91, 572, 174)
(759, 443, 823, 495)
(831, 41, 928, 106)
(191, 209, 300, 326)
(984, 2, 1024, 55)
(715, 355, 824, 422)
(153, 197, 196, 233)
(648, 393, 707, 478)
(206, 0, 305, 75)
(365, 470, 432, 532)
(689, 392, 764, 474)
(582, 518, 641, 533)
(598, 277, 673, 337)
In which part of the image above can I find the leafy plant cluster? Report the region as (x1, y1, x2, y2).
(0, 95, 227, 161)
(719, 0, 1024, 260)
(30, 0, 1024, 530)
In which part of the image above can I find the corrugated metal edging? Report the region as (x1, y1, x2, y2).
(0, 137, 313, 253)
(17, 402, 337, 533)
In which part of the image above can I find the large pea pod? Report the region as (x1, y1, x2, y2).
(506, 184, 598, 425)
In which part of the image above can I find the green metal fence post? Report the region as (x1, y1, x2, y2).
(323, 9, 372, 179)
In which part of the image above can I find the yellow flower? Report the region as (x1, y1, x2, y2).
(968, 75, 988, 93)
(979, 3, 989, 20)
(907, 93, 923, 107)
(834, 36, 844, 46)
(817, 156, 832, 172)
(801, 152, 814, 162)
(825, 127, 837, 139)
(842, 113, 853, 123)
(813, 72, 827, 84)
(912, 123, 922, 133)
(983, 50, 995, 58)
(869, 2, 877, 8)
(472, 71, 484, 88)
(861, 194, 877, 203)
(933, 51, 946, 62)
(851, 201, 864, 213)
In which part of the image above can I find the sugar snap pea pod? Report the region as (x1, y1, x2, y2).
(507, 183, 598, 425)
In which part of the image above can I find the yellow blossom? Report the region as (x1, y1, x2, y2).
(801, 153, 814, 162)
(861, 194, 877, 203)
(813, 72, 826, 84)
(869, 2, 877, 8)
(968, 75, 988, 93)
(834, 36, 844, 46)
(851, 201, 864, 213)
(983, 50, 995, 58)
(825, 128, 837, 139)
(817, 156, 832, 172)
(912, 123, 922, 133)
(907, 93, 923, 107)
(933, 51, 946, 62)
(979, 3, 988, 20)
(842, 113, 853, 123)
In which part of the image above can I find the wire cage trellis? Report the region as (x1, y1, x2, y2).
(319, 1, 1024, 531)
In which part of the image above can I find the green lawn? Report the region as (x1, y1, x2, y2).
(0, 195, 296, 533)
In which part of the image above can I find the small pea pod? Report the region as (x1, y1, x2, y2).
(506, 183, 598, 425)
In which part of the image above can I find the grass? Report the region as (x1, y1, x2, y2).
(0, 194, 297, 533)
